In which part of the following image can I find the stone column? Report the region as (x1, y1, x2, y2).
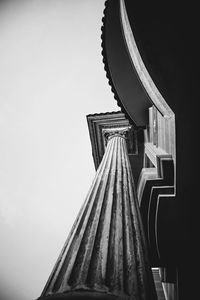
(37, 128, 157, 300)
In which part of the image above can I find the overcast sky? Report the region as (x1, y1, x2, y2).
(0, 1, 118, 299)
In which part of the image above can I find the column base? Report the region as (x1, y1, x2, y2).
(37, 291, 123, 300)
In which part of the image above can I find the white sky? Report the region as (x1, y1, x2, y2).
(0, 1, 118, 299)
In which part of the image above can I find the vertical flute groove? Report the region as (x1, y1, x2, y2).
(121, 138, 139, 297)
(86, 138, 118, 287)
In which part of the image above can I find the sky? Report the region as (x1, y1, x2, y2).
(0, 1, 118, 299)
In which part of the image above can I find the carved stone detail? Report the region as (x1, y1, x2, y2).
(103, 126, 131, 144)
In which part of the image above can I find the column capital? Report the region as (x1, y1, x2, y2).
(87, 112, 138, 170)
(103, 125, 132, 143)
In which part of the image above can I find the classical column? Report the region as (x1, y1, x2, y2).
(37, 127, 157, 300)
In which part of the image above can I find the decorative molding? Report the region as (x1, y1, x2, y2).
(137, 142, 175, 266)
(87, 112, 138, 170)
(103, 125, 131, 143)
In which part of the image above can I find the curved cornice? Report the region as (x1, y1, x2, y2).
(101, 0, 154, 127)
(101, 0, 135, 126)
(101, 0, 174, 124)
(119, 0, 173, 119)
(101, 0, 176, 159)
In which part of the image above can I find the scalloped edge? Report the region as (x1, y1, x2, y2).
(100, 0, 136, 126)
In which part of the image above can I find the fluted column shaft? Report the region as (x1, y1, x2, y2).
(38, 133, 157, 300)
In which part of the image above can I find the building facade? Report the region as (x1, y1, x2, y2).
(37, 0, 198, 299)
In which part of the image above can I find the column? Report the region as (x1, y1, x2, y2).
(37, 128, 157, 300)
